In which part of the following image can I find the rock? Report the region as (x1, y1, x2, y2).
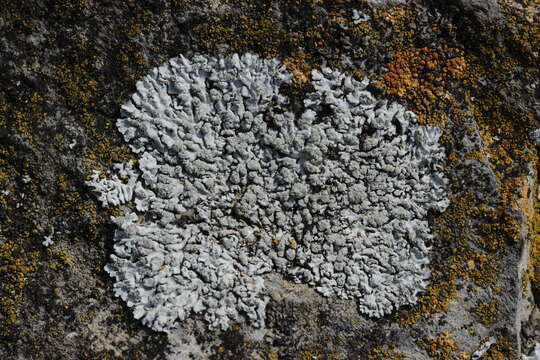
(448, 0, 502, 23)
(1, 0, 538, 358)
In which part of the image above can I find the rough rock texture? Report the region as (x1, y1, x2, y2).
(0, 0, 539, 359)
(447, 0, 502, 23)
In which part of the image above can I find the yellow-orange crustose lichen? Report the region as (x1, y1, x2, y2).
(367, 345, 404, 360)
(529, 177, 540, 296)
(472, 299, 500, 326)
(478, 336, 518, 360)
(283, 53, 312, 87)
(380, 46, 466, 125)
(418, 331, 469, 360)
(0, 240, 38, 327)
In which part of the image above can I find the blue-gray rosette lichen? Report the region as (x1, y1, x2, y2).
(87, 53, 449, 332)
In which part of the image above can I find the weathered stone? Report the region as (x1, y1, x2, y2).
(0, 0, 538, 359)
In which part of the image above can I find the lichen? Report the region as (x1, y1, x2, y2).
(418, 331, 468, 360)
(367, 345, 404, 360)
(87, 53, 449, 332)
(0, 240, 38, 327)
(472, 299, 499, 326)
(529, 175, 540, 296)
(380, 46, 466, 126)
(523, 343, 540, 360)
(476, 335, 518, 360)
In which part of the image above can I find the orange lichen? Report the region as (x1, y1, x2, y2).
(529, 179, 540, 295)
(472, 300, 499, 326)
(418, 331, 462, 360)
(283, 53, 312, 87)
(55, 60, 97, 112)
(477, 336, 518, 360)
(0, 89, 45, 147)
(0, 240, 38, 328)
(380, 7, 405, 24)
(367, 345, 404, 360)
(198, 9, 283, 57)
(381, 47, 466, 125)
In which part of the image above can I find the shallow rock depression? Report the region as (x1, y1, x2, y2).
(87, 53, 449, 332)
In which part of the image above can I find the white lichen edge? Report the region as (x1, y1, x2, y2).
(87, 53, 449, 332)
(530, 128, 540, 147)
(524, 343, 540, 360)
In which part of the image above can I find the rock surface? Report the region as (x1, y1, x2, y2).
(0, 0, 539, 359)
(448, 0, 502, 23)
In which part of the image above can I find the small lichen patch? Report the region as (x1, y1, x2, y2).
(418, 331, 467, 360)
(367, 345, 404, 360)
(475, 335, 518, 360)
(471, 299, 499, 327)
(0, 240, 38, 328)
(529, 177, 540, 296)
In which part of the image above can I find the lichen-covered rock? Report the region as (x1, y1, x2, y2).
(2, 0, 539, 358)
(87, 53, 449, 332)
